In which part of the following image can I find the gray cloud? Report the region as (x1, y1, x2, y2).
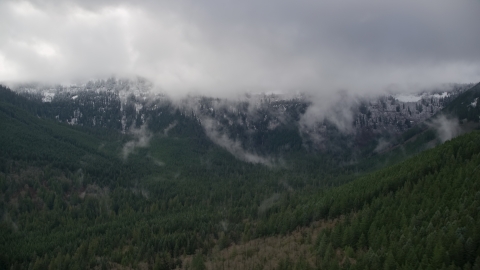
(374, 138, 391, 153)
(300, 90, 361, 133)
(122, 124, 152, 160)
(1, 0, 479, 100)
(201, 117, 274, 166)
(428, 115, 462, 143)
(163, 120, 178, 136)
(258, 193, 281, 216)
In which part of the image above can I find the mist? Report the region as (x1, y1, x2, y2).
(258, 193, 281, 216)
(428, 115, 462, 143)
(1, 0, 479, 100)
(201, 117, 274, 166)
(163, 121, 178, 136)
(122, 124, 152, 160)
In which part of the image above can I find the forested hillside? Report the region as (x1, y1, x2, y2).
(1, 84, 480, 269)
(249, 131, 480, 269)
(13, 79, 472, 164)
(444, 82, 480, 122)
(0, 85, 356, 269)
(181, 131, 480, 270)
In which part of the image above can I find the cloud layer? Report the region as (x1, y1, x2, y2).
(1, 0, 480, 98)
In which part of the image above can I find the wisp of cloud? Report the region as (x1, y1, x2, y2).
(122, 123, 152, 160)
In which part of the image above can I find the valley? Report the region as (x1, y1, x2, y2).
(1, 82, 480, 269)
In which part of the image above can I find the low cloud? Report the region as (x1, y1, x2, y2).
(2, 0, 479, 162)
(163, 120, 178, 136)
(374, 138, 391, 153)
(201, 117, 274, 166)
(122, 123, 152, 160)
(146, 154, 165, 167)
(258, 193, 281, 215)
(428, 115, 462, 143)
(299, 90, 361, 133)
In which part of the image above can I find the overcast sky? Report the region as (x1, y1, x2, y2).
(1, 0, 480, 98)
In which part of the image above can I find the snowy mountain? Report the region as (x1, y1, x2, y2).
(10, 78, 474, 160)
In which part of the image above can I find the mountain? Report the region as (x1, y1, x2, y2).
(197, 130, 480, 269)
(10, 79, 473, 163)
(0, 85, 356, 268)
(1, 82, 479, 269)
(443, 82, 480, 123)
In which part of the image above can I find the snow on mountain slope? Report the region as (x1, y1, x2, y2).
(10, 78, 474, 160)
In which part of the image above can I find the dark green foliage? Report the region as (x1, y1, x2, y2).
(0, 85, 351, 267)
(1, 84, 480, 269)
(265, 131, 480, 268)
(444, 82, 480, 122)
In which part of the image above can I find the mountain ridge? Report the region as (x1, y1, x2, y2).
(9, 79, 475, 164)
(1, 82, 480, 269)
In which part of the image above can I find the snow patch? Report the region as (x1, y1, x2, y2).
(394, 94, 422, 103)
(42, 92, 55, 102)
(135, 103, 143, 113)
(395, 91, 450, 103)
(471, 98, 478, 108)
(431, 92, 449, 99)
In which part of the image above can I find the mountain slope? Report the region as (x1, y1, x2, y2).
(11, 79, 473, 163)
(443, 82, 480, 122)
(0, 85, 356, 268)
(197, 131, 480, 269)
(1, 83, 480, 269)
